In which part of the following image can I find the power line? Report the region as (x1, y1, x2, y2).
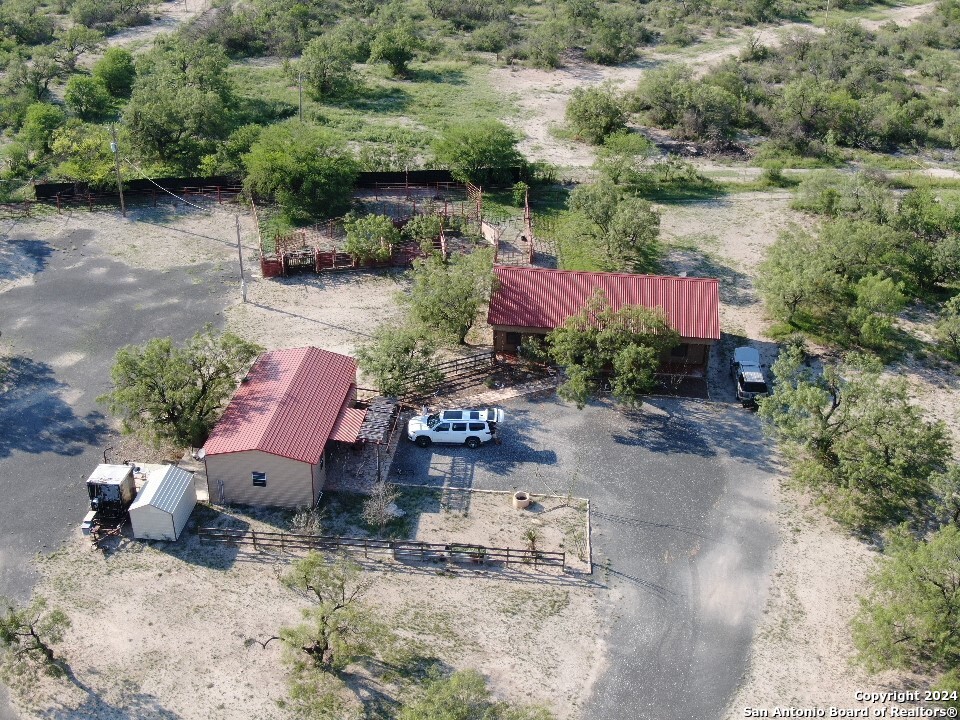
(120, 158, 248, 302)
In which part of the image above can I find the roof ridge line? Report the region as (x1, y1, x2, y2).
(493, 266, 720, 283)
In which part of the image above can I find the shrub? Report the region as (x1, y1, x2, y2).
(64, 76, 113, 121)
(243, 122, 358, 223)
(93, 47, 136, 98)
(343, 213, 400, 262)
(432, 120, 522, 185)
(565, 85, 626, 145)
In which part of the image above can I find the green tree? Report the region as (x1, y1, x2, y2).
(406, 248, 495, 344)
(93, 47, 137, 98)
(369, 19, 420, 77)
(432, 120, 522, 186)
(198, 124, 262, 178)
(584, 5, 645, 65)
(756, 226, 842, 323)
(243, 122, 358, 223)
(299, 33, 359, 100)
(677, 83, 740, 145)
(631, 64, 693, 127)
(98, 328, 263, 448)
(853, 525, 960, 678)
(280, 552, 383, 672)
(548, 290, 680, 408)
(64, 76, 113, 121)
(935, 296, 960, 361)
(402, 213, 444, 255)
(7, 48, 64, 101)
(343, 213, 400, 263)
(0, 596, 70, 683)
(758, 347, 953, 531)
(568, 180, 661, 271)
(18, 102, 65, 154)
(565, 85, 626, 145)
(124, 38, 234, 168)
(399, 668, 555, 720)
(53, 26, 104, 73)
(356, 324, 442, 398)
(847, 273, 906, 348)
(606, 196, 661, 272)
(50, 123, 117, 188)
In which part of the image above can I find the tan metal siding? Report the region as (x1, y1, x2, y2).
(205, 450, 314, 508)
(170, 481, 197, 539)
(130, 506, 176, 541)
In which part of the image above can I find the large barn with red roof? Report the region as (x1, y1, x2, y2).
(488, 266, 721, 376)
(202, 346, 362, 508)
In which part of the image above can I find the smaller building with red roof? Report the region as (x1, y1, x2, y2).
(488, 266, 721, 376)
(202, 346, 359, 508)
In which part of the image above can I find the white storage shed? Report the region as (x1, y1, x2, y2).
(129, 465, 197, 541)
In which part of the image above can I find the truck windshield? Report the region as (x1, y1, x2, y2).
(743, 381, 768, 394)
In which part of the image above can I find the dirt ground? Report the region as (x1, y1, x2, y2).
(19, 494, 601, 720)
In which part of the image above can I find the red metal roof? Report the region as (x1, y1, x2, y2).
(203, 347, 357, 465)
(488, 266, 720, 341)
(329, 407, 366, 444)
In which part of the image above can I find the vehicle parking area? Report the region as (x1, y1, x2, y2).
(390, 393, 779, 720)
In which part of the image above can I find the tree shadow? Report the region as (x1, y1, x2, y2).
(0, 237, 53, 284)
(36, 665, 182, 719)
(612, 403, 717, 458)
(335, 85, 412, 115)
(662, 246, 755, 307)
(0, 356, 111, 460)
(408, 66, 466, 85)
(231, 95, 297, 126)
(339, 655, 448, 720)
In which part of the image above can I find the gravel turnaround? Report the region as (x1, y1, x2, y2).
(390, 393, 779, 720)
(0, 219, 233, 719)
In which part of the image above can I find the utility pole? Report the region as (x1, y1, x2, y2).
(298, 70, 304, 122)
(236, 215, 247, 303)
(110, 125, 126, 218)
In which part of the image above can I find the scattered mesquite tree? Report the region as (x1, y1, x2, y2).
(0, 596, 70, 683)
(98, 327, 263, 448)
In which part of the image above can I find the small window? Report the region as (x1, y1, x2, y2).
(468, 411, 480, 420)
(452, 422, 467, 431)
(670, 343, 690, 358)
(435, 423, 450, 432)
(469, 422, 486, 431)
(505, 332, 522, 348)
(252, 471, 267, 487)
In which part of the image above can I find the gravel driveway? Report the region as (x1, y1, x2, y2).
(390, 393, 779, 720)
(0, 216, 234, 719)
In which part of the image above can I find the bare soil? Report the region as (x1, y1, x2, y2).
(493, 2, 938, 172)
(19, 495, 601, 720)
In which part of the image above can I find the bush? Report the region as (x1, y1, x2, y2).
(300, 33, 359, 100)
(18, 102, 64, 153)
(243, 122, 358, 223)
(432, 120, 522, 185)
(343, 213, 400, 262)
(566, 85, 626, 145)
(64, 76, 113, 121)
(93, 47, 136, 98)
